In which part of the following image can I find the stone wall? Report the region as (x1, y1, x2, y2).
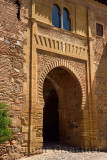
(93, 18, 107, 150)
(0, 0, 107, 159)
(0, 0, 26, 159)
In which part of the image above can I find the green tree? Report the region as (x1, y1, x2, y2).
(0, 103, 12, 144)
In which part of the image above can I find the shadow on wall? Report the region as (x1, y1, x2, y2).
(93, 42, 107, 151)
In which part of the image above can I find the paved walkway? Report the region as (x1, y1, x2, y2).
(19, 144, 107, 160)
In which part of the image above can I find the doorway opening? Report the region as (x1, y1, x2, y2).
(43, 67, 82, 147)
(43, 78, 59, 144)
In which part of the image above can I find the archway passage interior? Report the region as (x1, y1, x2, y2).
(43, 79, 59, 144)
(43, 67, 83, 147)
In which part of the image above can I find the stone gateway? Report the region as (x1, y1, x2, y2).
(0, 0, 107, 159)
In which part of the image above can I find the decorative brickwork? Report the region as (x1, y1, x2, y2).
(37, 52, 87, 110)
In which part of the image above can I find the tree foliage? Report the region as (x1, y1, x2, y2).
(0, 103, 12, 144)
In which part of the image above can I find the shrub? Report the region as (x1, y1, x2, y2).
(0, 103, 12, 144)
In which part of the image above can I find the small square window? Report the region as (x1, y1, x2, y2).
(96, 23, 103, 37)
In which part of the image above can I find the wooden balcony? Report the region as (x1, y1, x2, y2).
(35, 34, 88, 61)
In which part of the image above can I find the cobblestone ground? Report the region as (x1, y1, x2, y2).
(19, 144, 107, 160)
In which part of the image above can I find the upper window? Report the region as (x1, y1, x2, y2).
(52, 4, 61, 28)
(63, 8, 70, 31)
(15, 0, 20, 20)
(96, 23, 103, 37)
